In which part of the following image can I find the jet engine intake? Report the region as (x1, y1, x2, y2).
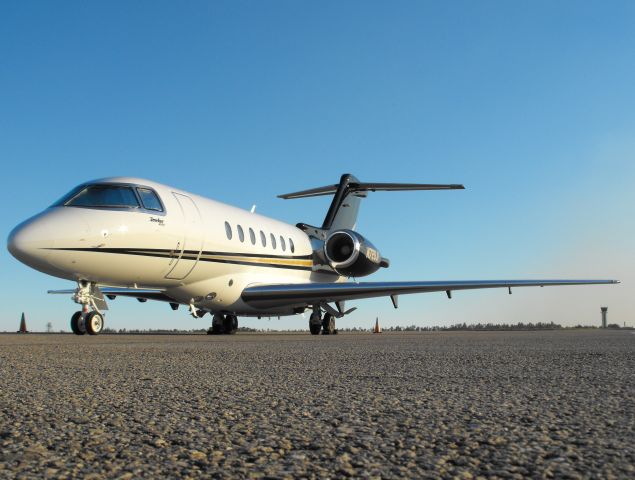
(324, 229, 383, 277)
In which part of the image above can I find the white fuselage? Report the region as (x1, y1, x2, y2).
(8, 177, 341, 316)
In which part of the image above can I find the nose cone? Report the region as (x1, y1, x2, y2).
(7, 214, 52, 271)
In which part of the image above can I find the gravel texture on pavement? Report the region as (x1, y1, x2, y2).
(0, 330, 633, 479)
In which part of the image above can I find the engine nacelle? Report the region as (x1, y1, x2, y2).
(323, 229, 383, 277)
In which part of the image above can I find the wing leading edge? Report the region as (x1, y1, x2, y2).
(241, 279, 619, 310)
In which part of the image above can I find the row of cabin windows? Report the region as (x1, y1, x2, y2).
(224, 222, 295, 253)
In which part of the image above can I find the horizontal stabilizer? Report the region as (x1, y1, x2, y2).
(278, 173, 465, 231)
(278, 182, 464, 199)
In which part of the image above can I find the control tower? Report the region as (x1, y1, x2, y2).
(601, 307, 608, 329)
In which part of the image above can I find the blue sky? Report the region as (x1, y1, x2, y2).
(1, 1, 633, 331)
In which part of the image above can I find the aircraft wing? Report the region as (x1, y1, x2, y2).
(241, 279, 619, 310)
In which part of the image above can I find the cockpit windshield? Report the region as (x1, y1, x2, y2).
(64, 185, 141, 208)
(53, 183, 165, 212)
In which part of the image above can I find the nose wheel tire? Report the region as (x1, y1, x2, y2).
(85, 311, 104, 335)
(70, 311, 86, 335)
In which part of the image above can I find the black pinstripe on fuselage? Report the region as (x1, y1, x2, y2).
(46, 247, 316, 272)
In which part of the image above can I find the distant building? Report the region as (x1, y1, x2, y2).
(601, 307, 608, 329)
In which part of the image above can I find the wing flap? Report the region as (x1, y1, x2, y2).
(242, 279, 619, 309)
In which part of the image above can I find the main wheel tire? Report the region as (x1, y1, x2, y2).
(222, 315, 237, 334)
(322, 313, 335, 335)
(211, 313, 224, 335)
(85, 311, 104, 335)
(309, 312, 322, 335)
(70, 311, 85, 335)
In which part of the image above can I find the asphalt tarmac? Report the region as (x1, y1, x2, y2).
(0, 330, 633, 479)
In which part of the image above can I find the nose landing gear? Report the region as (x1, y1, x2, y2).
(69, 282, 106, 335)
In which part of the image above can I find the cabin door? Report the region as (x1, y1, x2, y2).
(165, 193, 203, 280)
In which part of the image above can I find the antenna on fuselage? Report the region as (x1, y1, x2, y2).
(250, 205, 256, 213)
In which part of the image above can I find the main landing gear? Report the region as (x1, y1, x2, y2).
(207, 313, 238, 335)
(70, 282, 106, 335)
(309, 309, 337, 335)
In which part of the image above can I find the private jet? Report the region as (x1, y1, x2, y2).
(7, 174, 618, 335)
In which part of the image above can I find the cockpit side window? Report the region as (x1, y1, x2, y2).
(65, 185, 140, 208)
(137, 188, 164, 212)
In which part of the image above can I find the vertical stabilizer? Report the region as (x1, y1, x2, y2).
(321, 174, 363, 231)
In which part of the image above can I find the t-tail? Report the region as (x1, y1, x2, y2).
(279, 173, 464, 277)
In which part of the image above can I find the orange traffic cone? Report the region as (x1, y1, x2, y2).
(373, 317, 382, 334)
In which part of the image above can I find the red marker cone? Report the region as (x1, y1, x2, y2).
(373, 317, 381, 334)
(18, 313, 28, 334)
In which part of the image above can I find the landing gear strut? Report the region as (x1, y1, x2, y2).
(207, 313, 238, 335)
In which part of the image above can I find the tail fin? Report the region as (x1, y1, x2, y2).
(278, 173, 464, 231)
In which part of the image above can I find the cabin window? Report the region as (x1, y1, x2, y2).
(280, 236, 286, 251)
(225, 222, 233, 240)
(66, 185, 140, 209)
(137, 188, 163, 212)
(260, 230, 266, 247)
(289, 238, 295, 253)
(249, 228, 256, 245)
(237, 225, 245, 243)
(270, 234, 277, 249)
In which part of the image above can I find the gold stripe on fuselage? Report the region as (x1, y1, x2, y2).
(199, 254, 313, 268)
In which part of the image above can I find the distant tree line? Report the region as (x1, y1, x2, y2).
(383, 321, 564, 332)
(93, 322, 628, 334)
(101, 326, 260, 334)
(6, 322, 629, 334)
